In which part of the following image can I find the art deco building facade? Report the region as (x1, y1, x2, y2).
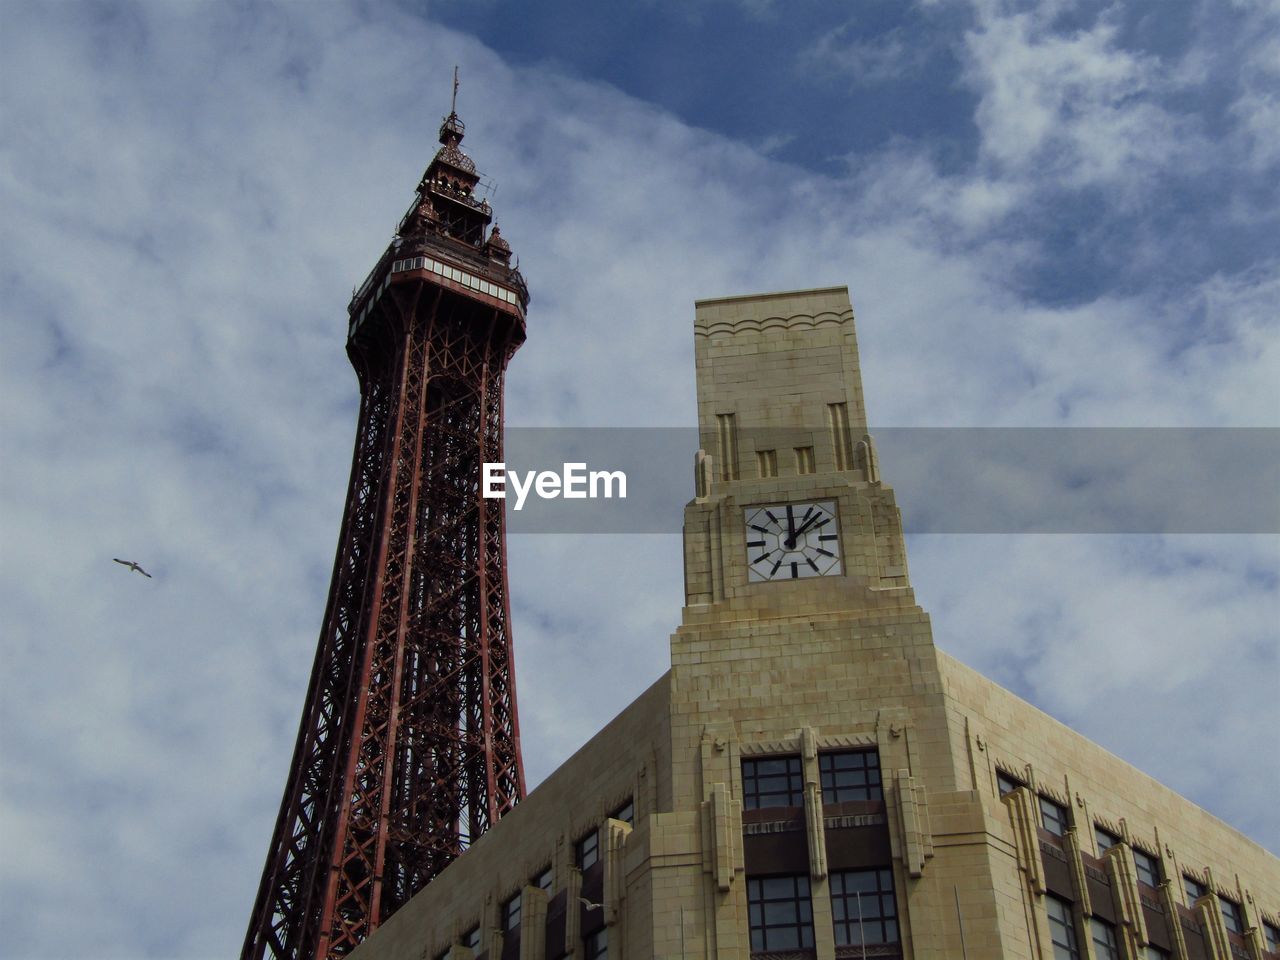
(349, 287, 1279, 960)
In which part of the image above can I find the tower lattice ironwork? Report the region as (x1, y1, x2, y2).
(243, 101, 528, 960)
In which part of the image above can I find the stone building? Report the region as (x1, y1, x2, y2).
(350, 287, 1279, 960)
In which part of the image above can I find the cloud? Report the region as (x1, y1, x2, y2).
(959, 8, 1199, 190)
(802, 23, 931, 87)
(0, 1, 1275, 957)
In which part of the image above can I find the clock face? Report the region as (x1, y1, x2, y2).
(745, 501, 842, 582)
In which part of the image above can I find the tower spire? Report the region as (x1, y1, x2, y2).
(451, 64, 459, 115)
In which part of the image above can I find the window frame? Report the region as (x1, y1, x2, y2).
(503, 891, 521, 932)
(1183, 874, 1208, 903)
(997, 770, 1024, 796)
(1090, 916, 1121, 960)
(463, 926, 481, 950)
(1263, 919, 1280, 951)
(1094, 825, 1120, 855)
(1259, 926, 1280, 957)
(610, 798, 634, 825)
(747, 874, 815, 952)
(1218, 895, 1245, 935)
(1132, 847, 1161, 887)
(534, 866, 553, 894)
(818, 749, 883, 805)
(741, 755, 804, 810)
(584, 926, 608, 960)
(1039, 795, 1070, 837)
(829, 867, 899, 947)
(1046, 894, 1080, 960)
(576, 828, 600, 871)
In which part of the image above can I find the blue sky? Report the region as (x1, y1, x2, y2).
(1, 1, 1277, 957)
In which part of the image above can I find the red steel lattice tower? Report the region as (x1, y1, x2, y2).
(243, 101, 528, 960)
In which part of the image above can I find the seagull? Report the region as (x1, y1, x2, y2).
(113, 558, 152, 578)
(579, 897, 603, 911)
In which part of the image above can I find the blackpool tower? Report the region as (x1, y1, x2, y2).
(243, 91, 528, 960)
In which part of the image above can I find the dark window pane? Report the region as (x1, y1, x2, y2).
(1132, 849, 1160, 886)
(1095, 826, 1119, 855)
(1046, 895, 1078, 960)
(1184, 875, 1207, 902)
(1263, 921, 1280, 950)
(819, 750, 883, 804)
(577, 829, 599, 869)
(611, 799, 634, 825)
(747, 873, 815, 951)
(535, 866, 553, 892)
(1259, 926, 1280, 957)
(742, 755, 804, 809)
(829, 867, 899, 947)
(1039, 796, 1069, 836)
(769, 929, 799, 949)
(1219, 897, 1244, 934)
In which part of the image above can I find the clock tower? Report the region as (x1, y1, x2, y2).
(683, 286, 909, 612)
(671, 287, 959, 958)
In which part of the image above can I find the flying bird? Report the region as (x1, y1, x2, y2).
(113, 558, 152, 578)
(579, 897, 602, 911)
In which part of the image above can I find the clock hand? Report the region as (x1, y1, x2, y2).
(785, 513, 823, 548)
(785, 506, 796, 548)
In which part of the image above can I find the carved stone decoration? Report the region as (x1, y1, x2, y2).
(1104, 843, 1148, 956)
(1004, 786, 1045, 895)
(896, 769, 932, 878)
(1063, 827, 1093, 916)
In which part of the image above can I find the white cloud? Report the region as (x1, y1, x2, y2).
(960, 9, 1200, 191)
(0, 1, 1275, 957)
(802, 23, 930, 86)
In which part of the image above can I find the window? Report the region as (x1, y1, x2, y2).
(610, 798, 634, 825)
(742, 755, 804, 810)
(1132, 848, 1161, 887)
(534, 866, 553, 894)
(795, 446, 816, 474)
(1219, 895, 1245, 935)
(1039, 795, 1069, 837)
(1090, 917, 1120, 960)
(997, 771, 1023, 796)
(1046, 895, 1080, 960)
(1184, 875, 1208, 903)
(503, 892, 521, 931)
(463, 926, 481, 950)
(576, 829, 599, 870)
(1143, 947, 1171, 960)
(1094, 825, 1119, 855)
(830, 868, 898, 947)
(748, 875, 814, 951)
(584, 927, 608, 960)
(819, 750, 883, 804)
(1264, 920, 1280, 951)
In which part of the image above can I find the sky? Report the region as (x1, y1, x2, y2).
(1, 0, 1277, 957)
